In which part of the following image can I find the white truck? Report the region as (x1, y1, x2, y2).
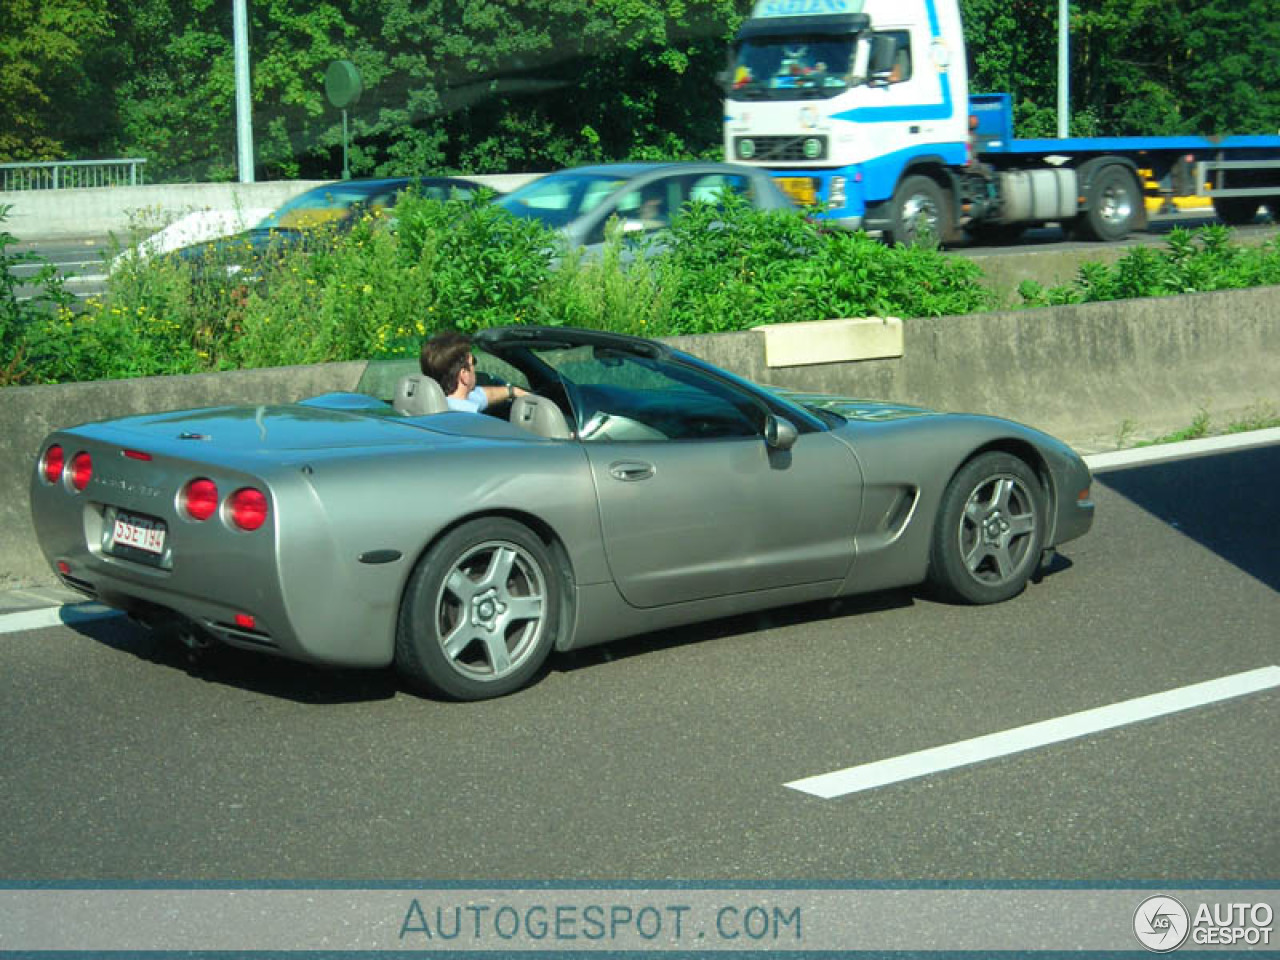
(723, 0, 1280, 243)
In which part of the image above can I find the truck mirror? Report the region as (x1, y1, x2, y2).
(868, 35, 898, 85)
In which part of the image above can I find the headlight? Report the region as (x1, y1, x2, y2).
(830, 176, 847, 208)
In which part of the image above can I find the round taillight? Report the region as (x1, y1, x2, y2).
(182, 478, 219, 521)
(229, 488, 268, 532)
(41, 445, 65, 485)
(70, 452, 93, 492)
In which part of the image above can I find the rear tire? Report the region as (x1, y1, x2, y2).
(395, 518, 559, 700)
(1075, 165, 1141, 241)
(929, 452, 1046, 605)
(1213, 196, 1260, 225)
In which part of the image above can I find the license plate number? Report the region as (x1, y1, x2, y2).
(777, 177, 817, 206)
(112, 511, 166, 555)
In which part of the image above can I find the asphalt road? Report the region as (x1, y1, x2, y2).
(8, 235, 114, 302)
(1, 440, 1276, 882)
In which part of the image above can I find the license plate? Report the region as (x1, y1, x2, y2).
(777, 177, 817, 206)
(112, 511, 167, 555)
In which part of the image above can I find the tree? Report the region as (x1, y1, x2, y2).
(0, 0, 111, 162)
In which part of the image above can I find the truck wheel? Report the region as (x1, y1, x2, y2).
(1212, 197, 1260, 225)
(1076, 165, 1141, 241)
(889, 175, 953, 246)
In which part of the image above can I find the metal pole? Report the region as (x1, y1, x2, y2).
(342, 109, 350, 179)
(1057, 0, 1069, 138)
(233, 0, 255, 182)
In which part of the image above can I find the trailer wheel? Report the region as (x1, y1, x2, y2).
(1076, 165, 1141, 241)
(1212, 197, 1260, 225)
(889, 175, 953, 246)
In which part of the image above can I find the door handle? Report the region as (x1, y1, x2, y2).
(608, 460, 655, 482)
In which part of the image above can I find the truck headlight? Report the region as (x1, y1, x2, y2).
(830, 176, 847, 208)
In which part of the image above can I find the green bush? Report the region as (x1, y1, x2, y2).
(0, 205, 76, 384)
(5, 200, 1278, 387)
(1018, 226, 1280, 306)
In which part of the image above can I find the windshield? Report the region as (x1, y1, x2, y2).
(254, 184, 394, 230)
(729, 35, 858, 100)
(495, 172, 628, 229)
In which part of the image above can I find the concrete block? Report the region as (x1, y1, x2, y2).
(754, 317, 904, 368)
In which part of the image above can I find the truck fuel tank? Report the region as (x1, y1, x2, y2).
(998, 168, 1078, 221)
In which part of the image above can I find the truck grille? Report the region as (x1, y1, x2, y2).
(733, 135, 828, 163)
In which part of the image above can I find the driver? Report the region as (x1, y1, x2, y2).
(420, 331, 527, 413)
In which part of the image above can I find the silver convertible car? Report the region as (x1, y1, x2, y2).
(31, 326, 1094, 700)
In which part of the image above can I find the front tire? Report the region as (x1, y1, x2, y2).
(396, 518, 559, 700)
(929, 452, 1046, 604)
(889, 175, 953, 246)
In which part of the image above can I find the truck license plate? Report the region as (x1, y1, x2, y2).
(776, 177, 817, 206)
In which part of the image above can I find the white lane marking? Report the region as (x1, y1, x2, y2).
(0, 603, 122, 635)
(787, 666, 1280, 798)
(1084, 427, 1280, 472)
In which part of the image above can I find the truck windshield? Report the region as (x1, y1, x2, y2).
(728, 35, 857, 100)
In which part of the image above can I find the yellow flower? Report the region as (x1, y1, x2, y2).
(362, 284, 372, 295)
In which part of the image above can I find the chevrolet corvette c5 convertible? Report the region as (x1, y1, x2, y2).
(31, 326, 1094, 700)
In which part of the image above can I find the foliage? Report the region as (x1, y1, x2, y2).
(55, 0, 742, 181)
(4, 194, 999, 384)
(960, 0, 1280, 138)
(7, 199, 1280, 386)
(0, 0, 112, 162)
(7, 0, 1280, 177)
(1018, 227, 1280, 306)
(649, 193, 993, 335)
(0, 205, 77, 384)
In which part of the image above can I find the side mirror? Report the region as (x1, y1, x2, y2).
(764, 414, 798, 451)
(868, 35, 898, 85)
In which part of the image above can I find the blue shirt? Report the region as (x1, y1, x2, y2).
(446, 386, 488, 413)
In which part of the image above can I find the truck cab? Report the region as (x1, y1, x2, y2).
(724, 0, 969, 237)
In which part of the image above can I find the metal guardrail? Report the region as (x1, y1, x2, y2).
(0, 159, 148, 191)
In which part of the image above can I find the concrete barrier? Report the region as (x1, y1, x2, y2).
(2, 287, 1277, 589)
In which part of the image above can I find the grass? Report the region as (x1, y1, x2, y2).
(1125, 403, 1280, 448)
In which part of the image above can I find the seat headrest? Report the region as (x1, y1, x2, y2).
(392, 375, 448, 416)
(509, 394, 572, 439)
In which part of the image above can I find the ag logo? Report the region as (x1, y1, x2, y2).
(1134, 896, 1190, 952)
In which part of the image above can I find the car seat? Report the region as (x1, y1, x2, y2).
(392, 375, 448, 415)
(509, 394, 573, 439)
